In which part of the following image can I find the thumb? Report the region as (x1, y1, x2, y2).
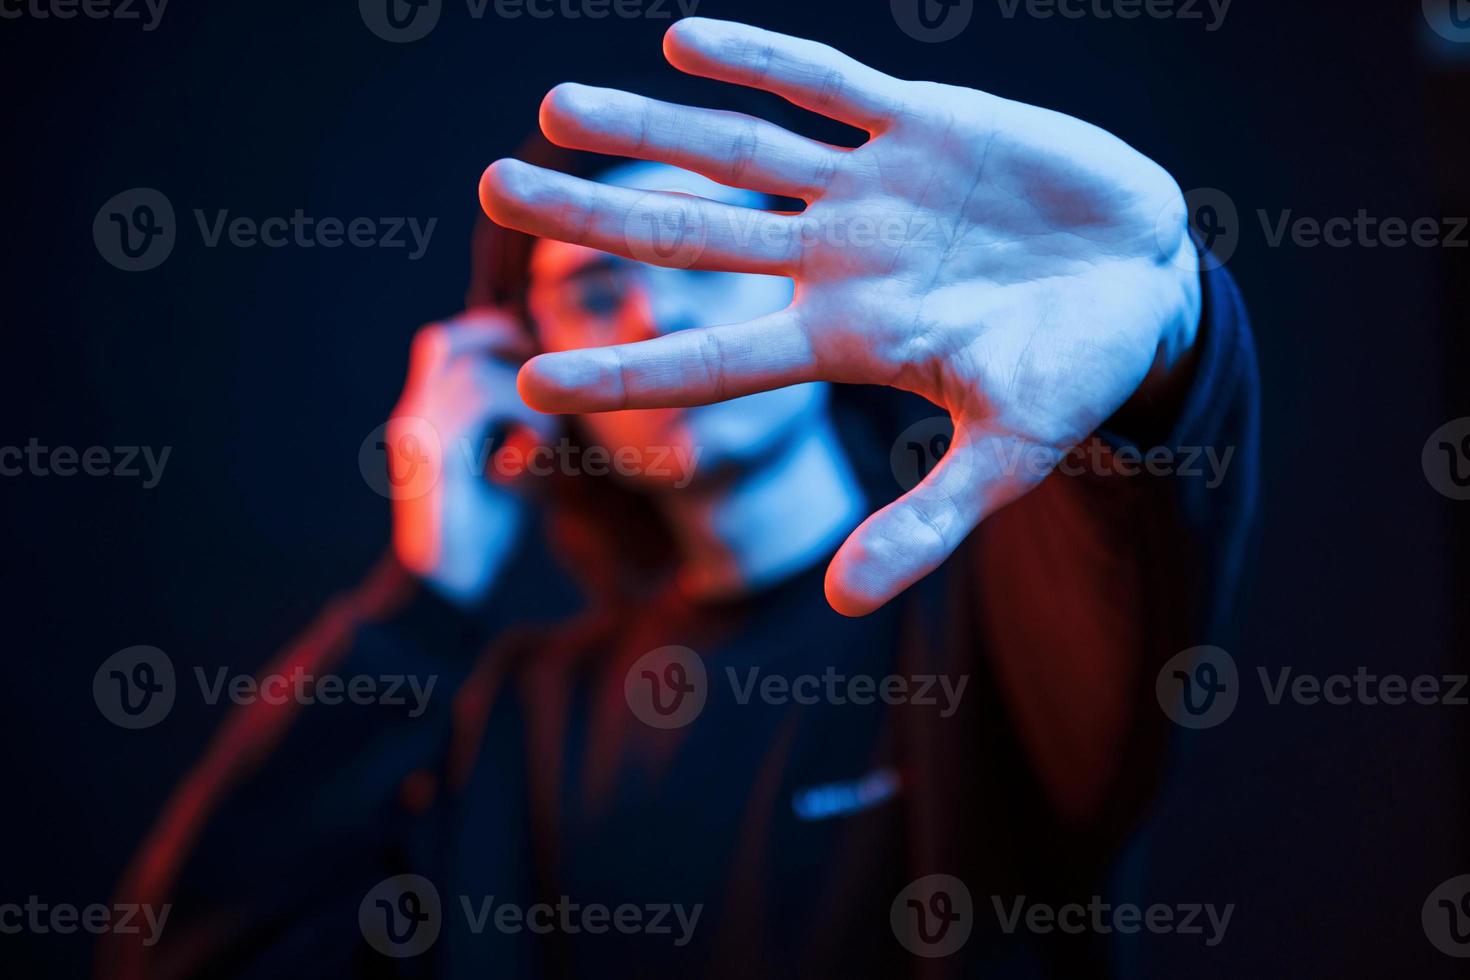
(823, 425, 1039, 617)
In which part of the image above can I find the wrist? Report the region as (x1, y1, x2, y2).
(1159, 234, 1204, 373)
(1115, 247, 1204, 436)
(394, 489, 526, 610)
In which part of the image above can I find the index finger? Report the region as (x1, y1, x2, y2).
(663, 18, 906, 133)
(517, 310, 819, 413)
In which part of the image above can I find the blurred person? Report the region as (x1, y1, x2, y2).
(105, 18, 1258, 980)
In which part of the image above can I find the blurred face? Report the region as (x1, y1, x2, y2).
(528, 161, 827, 490)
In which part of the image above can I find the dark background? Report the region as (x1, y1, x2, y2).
(1, 1, 1466, 976)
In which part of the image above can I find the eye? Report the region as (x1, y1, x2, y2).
(572, 269, 630, 318)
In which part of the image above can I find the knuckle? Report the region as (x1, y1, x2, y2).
(741, 38, 777, 88)
(905, 495, 953, 552)
(605, 347, 633, 410)
(805, 150, 842, 199)
(625, 100, 653, 157)
(695, 330, 730, 402)
(812, 67, 849, 114)
(727, 119, 762, 186)
(882, 80, 941, 130)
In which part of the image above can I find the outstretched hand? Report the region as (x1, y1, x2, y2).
(480, 17, 1202, 616)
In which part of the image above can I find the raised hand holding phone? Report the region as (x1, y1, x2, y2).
(389, 310, 557, 608)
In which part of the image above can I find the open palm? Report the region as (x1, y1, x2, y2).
(480, 17, 1202, 616)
